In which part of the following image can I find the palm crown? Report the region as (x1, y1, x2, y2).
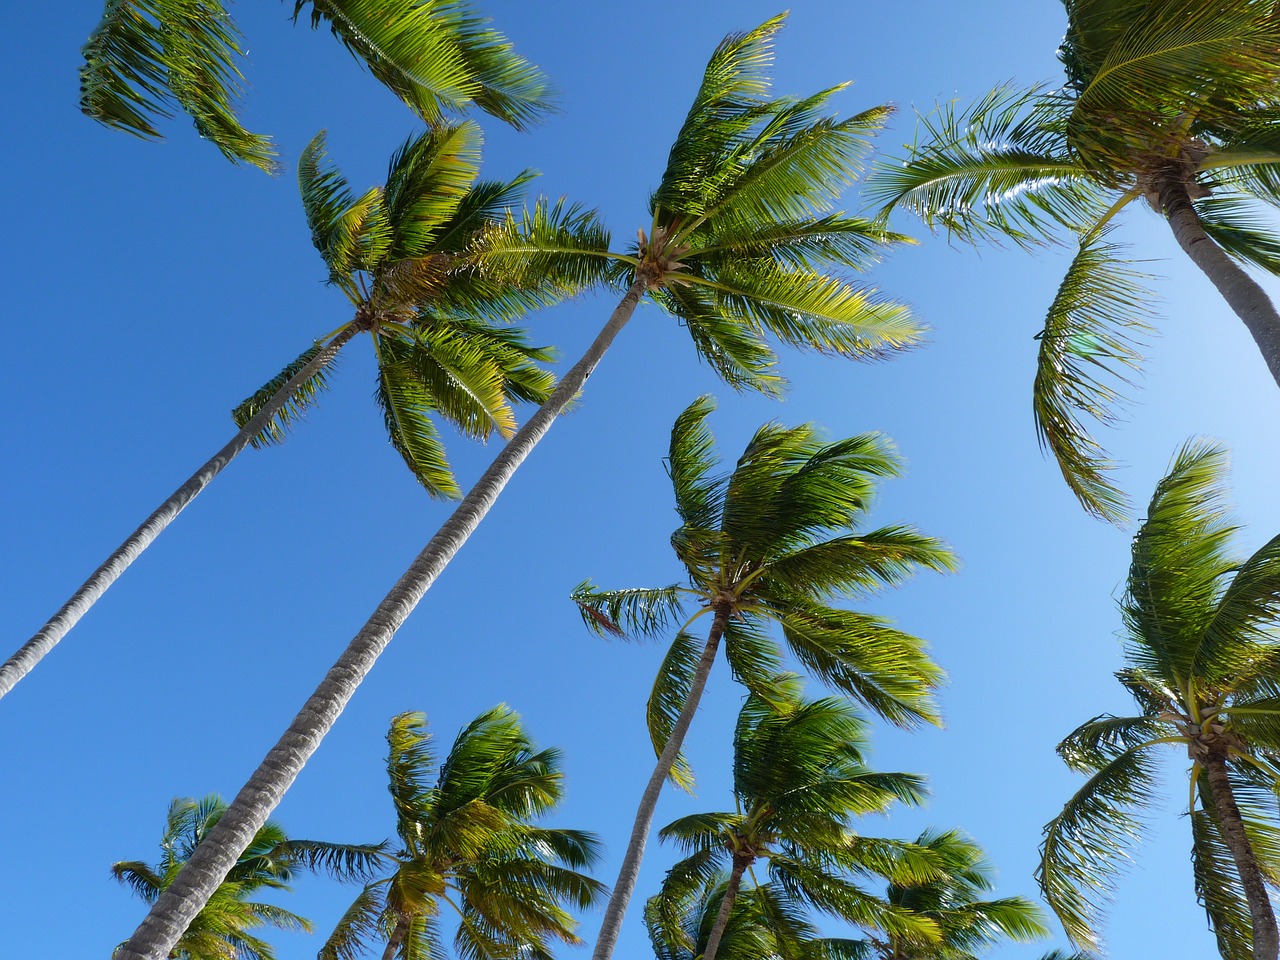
(1039, 441, 1280, 960)
(236, 120, 573, 497)
(870, 0, 1280, 522)
(320, 707, 606, 960)
(80, 0, 554, 170)
(112, 795, 383, 960)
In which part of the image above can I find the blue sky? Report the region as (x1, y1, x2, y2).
(3, 2, 1280, 958)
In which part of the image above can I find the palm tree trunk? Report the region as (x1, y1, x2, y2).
(702, 855, 751, 960)
(591, 603, 732, 960)
(114, 278, 650, 960)
(381, 920, 409, 960)
(1158, 171, 1280, 390)
(0, 330, 356, 701)
(1203, 749, 1279, 960)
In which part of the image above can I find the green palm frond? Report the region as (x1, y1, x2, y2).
(319, 882, 388, 960)
(232, 342, 337, 448)
(111, 861, 166, 904)
(869, 85, 1103, 246)
(79, 0, 276, 170)
(375, 340, 460, 499)
(383, 123, 483, 262)
(1032, 231, 1154, 524)
(696, 214, 911, 271)
(668, 395, 725, 531)
(1194, 193, 1280, 275)
(1056, 713, 1170, 772)
(720, 618, 787, 702)
(765, 527, 957, 599)
(1197, 529, 1280, 687)
(467, 196, 615, 295)
(647, 630, 705, 791)
(1038, 742, 1161, 951)
(295, 0, 553, 130)
(300, 131, 357, 263)
(570, 581, 688, 641)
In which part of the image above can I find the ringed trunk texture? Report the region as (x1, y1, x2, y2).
(116, 279, 649, 960)
(1203, 749, 1279, 960)
(0, 330, 355, 701)
(701, 855, 751, 960)
(1158, 172, 1280, 391)
(590, 603, 732, 960)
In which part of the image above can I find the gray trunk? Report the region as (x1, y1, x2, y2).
(0, 330, 355, 701)
(1158, 172, 1280, 391)
(590, 603, 731, 960)
(1203, 750, 1279, 960)
(114, 279, 649, 960)
(701, 855, 750, 960)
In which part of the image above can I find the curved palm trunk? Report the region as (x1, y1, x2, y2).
(381, 920, 409, 960)
(1203, 750, 1279, 960)
(1158, 172, 1280, 390)
(702, 855, 751, 960)
(115, 279, 649, 960)
(0, 329, 356, 701)
(591, 603, 732, 960)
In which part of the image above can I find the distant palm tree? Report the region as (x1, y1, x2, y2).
(2, 119, 570, 701)
(1039, 441, 1280, 960)
(871, 0, 1280, 522)
(113, 17, 930, 959)
(651, 689, 940, 960)
(575, 397, 954, 960)
(112, 795, 383, 960)
(318, 707, 606, 960)
(79, 0, 554, 170)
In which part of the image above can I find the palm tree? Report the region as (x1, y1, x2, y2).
(317, 707, 605, 960)
(114, 16, 930, 958)
(575, 397, 955, 960)
(648, 689, 942, 960)
(112, 795, 384, 959)
(870, 0, 1280, 522)
(0, 119, 570, 702)
(1038, 441, 1280, 960)
(79, 0, 554, 170)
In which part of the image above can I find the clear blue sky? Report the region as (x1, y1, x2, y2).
(3, 3, 1279, 957)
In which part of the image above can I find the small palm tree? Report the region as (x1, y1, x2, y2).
(318, 707, 606, 960)
(649, 689, 941, 960)
(79, 0, 554, 170)
(1, 119, 574, 701)
(112, 795, 384, 960)
(575, 397, 954, 960)
(1039, 441, 1280, 960)
(115, 18, 932, 958)
(870, 0, 1280, 523)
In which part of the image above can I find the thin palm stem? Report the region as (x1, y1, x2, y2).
(1157, 169, 1280, 388)
(0, 325, 358, 700)
(591, 603, 732, 960)
(701, 856, 750, 960)
(1203, 751, 1280, 960)
(114, 279, 649, 960)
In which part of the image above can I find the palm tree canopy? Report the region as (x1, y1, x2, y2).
(870, 0, 1280, 524)
(231, 121, 588, 498)
(319, 707, 606, 960)
(574, 396, 954, 786)
(79, 0, 554, 170)
(473, 13, 926, 398)
(1039, 441, 1280, 958)
(112, 795, 384, 960)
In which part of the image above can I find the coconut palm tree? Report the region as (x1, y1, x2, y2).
(317, 707, 605, 960)
(870, 0, 1280, 523)
(648, 689, 942, 960)
(114, 17, 930, 958)
(112, 795, 384, 960)
(0, 119, 573, 702)
(1039, 441, 1280, 960)
(79, 0, 554, 170)
(575, 398, 954, 960)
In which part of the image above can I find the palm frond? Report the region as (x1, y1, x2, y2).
(374, 335, 461, 498)
(383, 123, 483, 261)
(467, 197, 615, 295)
(765, 527, 957, 599)
(1194, 193, 1280, 275)
(668, 395, 725, 530)
(1032, 231, 1154, 524)
(80, 0, 275, 170)
(231, 343, 337, 448)
(570, 581, 687, 641)
(647, 630, 706, 791)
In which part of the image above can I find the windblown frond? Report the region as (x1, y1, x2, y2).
(232, 343, 337, 448)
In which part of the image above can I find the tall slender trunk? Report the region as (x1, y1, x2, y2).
(1203, 749, 1280, 960)
(702, 855, 751, 960)
(591, 603, 732, 960)
(115, 279, 649, 960)
(381, 919, 409, 960)
(1158, 171, 1280, 390)
(0, 330, 356, 701)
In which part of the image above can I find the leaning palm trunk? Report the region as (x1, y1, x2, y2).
(1202, 750, 1280, 960)
(1157, 170, 1280, 389)
(115, 279, 649, 960)
(701, 855, 750, 960)
(0, 328, 357, 701)
(591, 604, 730, 960)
